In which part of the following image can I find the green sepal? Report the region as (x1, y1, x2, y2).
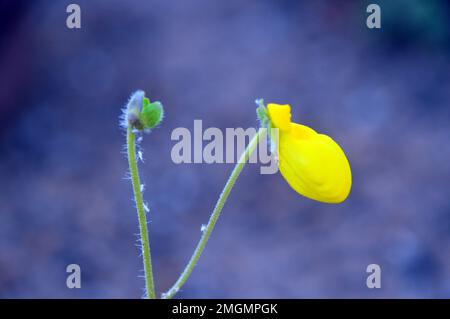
(255, 98, 270, 129)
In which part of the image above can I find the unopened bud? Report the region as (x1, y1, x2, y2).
(124, 90, 164, 131)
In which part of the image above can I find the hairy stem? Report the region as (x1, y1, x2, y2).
(163, 128, 264, 299)
(127, 126, 156, 299)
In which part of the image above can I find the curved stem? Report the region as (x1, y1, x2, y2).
(162, 128, 264, 299)
(127, 126, 156, 299)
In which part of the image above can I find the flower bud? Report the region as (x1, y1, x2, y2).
(124, 90, 164, 131)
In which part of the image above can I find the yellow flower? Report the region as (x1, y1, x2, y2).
(267, 103, 352, 203)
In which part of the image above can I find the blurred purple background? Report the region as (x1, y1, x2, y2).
(0, 0, 449, 298)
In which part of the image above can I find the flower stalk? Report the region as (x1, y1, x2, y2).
(162, 128, 265, 299)
(127, 126, 156, 299)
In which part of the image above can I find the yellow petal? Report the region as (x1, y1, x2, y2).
(267, 103, 291, 131)
(278, 124, 352, 203)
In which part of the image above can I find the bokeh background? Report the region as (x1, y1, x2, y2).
(0, 0, 449, 298)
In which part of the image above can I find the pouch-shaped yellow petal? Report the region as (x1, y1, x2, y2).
(278, 124, 352, 203)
